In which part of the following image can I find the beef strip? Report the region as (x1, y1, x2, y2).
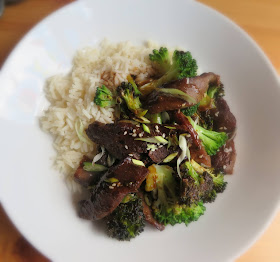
(148, 146, 169, 163)
(211, 139, 236, 174)
(210, 97, 237, 139)
(144, 73, 220, 114)
(74, 156, 103, 188)
(86, 121, 178, 161)
(78, 157, 149, 220)
(86, 121, 148, 160)
(137, 191, 165, 231)
(172, 111, 211, 167)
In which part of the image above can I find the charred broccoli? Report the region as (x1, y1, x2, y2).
(117, 82, 146, 116)
(190, 159, 227, 196)
(106, 195, 145, 241)
(94, 85, 115, 107)
(147, 164, 206, 226)
(187, 116, 227, 156)
(181, 161, 216, 204)
(140, 49, 198, 95)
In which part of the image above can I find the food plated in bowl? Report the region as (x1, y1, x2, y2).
(0, 0, 280, 261)
(41, 41, 237, 240)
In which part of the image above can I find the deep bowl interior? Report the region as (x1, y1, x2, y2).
(0, 1, 280, 262)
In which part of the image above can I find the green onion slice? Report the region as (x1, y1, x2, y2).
(83, 162, 108, 172)
(136, 136, 168, 144)
(156, 88, 196, 104)
(131, 159, 145, 166)
(162, 152, 179, 163)
(142, 124, 150, 134)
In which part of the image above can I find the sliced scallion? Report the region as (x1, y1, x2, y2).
(132, 159, 145, 167)
(164, 126, 176, 130)
(162, 152, 179, 163)
(157, 88, 196, 104)
(142, 124, 150, 134)
(136, 136, 168, 144)
(83, 162, 108, 172)
(75, 119, 93, 145)
(105, 177, 119, 183)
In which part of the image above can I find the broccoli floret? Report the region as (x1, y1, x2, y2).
(181, 103, 199, 117)
(127, 75, 142, 96)
(208, 84, 225, 99)
(189, 160, 227, 201)
(186, 116, 227, 156)
(194, 111, 214, 130)
(181, 161, 216, 204)
(106, 196, 145, 241)
(140, 50, 198, 95)
(149, 47, 171, 75)
(210, 172, 227, 193)
(94, 85, 115, 107)
(207, 86, 219, 99)
(117, 82, 146, 116)
(149, 164, 205, 226)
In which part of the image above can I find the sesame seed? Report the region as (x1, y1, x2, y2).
(155, 125, 159, 130)
(112, 183, 116, 187)
(159, 145, 163, 148)
(133, 129, 136, 133)
(223, 165, 227, 170)
(109, 186, 114, 189)
(219, 127, 224, 130)
(215, 111, 219, 117)
(186, 134, 191, 137)
(139, 133, 143, 137)
(124, 145, 128, 149)
(123, 131, 127, 135)
(128, 153, 134, 156)
(223, 127, 227, 130)
(132, 133, 137, 137)
(162, 133, 166, 138)
(156, 129, 160, 133)
(136, 124, 140, 127)
(199, 155, 203, 159)
(129, 182, 133, 185)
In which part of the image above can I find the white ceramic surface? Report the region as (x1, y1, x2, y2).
(1, 1, 280, 261)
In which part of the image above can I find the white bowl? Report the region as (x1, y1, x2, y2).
(1, 1, 280, 261)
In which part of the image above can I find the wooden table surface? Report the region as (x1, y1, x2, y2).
(0, 0, 279, 261)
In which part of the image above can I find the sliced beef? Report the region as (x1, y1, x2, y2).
(172, 111, 211, 167)
(74, 156, 103, 188)
(86, 121, 147, 160)
(210, 97, 237, 139)
(148, 146, 169, 163)
(137, 191, 165, 231)
(86, 121, 177, 161)
(144, 73, 220, 114)
(78, 157, 149, 220)
(211, 139, 236, 174)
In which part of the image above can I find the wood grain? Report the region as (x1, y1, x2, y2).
(0, 0, 279, 261)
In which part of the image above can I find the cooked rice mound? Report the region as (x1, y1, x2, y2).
(40, 40, 158, 175)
